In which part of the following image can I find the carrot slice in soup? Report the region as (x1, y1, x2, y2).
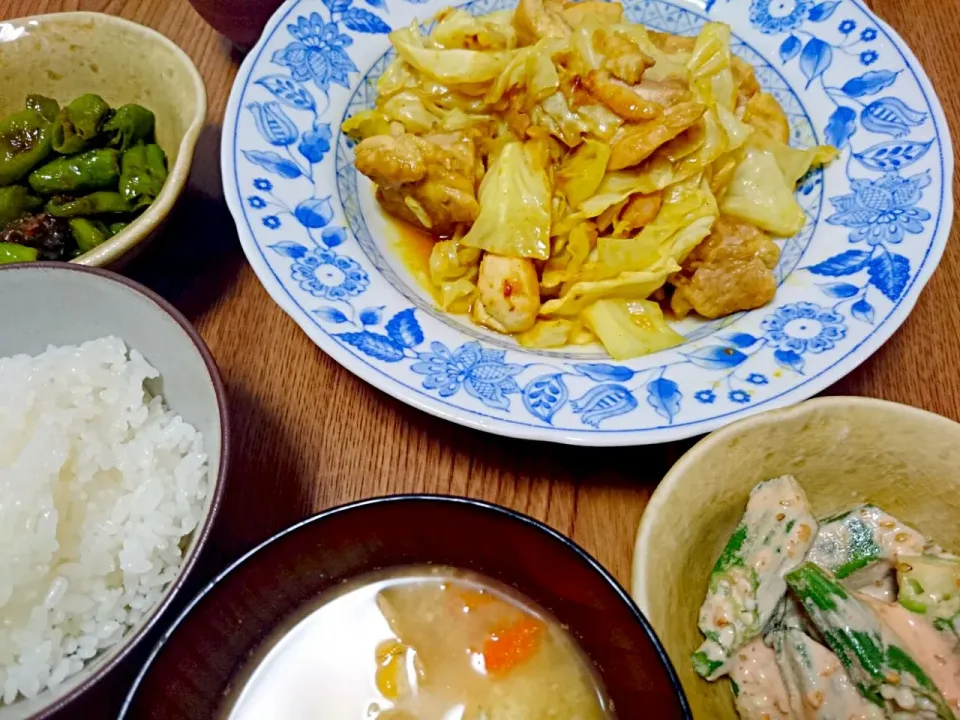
(482, 616, 545, 676)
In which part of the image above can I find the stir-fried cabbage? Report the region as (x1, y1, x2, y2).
(431, 9, 518, 51)
(391, 24, 516, 84)
(582, 299, 684, 360)
(540, 258, 678, 317)
(348, 8, 835, 359)
(517, 318, 578, 348)
(687, 23, 753, 151)
(556, 139, 610, 208)
(487, 38, 562, 103)
(461, 141, 552, 260)
(720, 135, 833, 237)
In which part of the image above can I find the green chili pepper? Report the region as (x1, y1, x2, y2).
(46, 191, 134, 217)
(102, 104, 155, 151)
(106, 220, 130, 236)
(0, 108, 53, 186)
(68, 218, 110, 253)
(25, 95, 60, 124)
(119, 144, 167, 206)
(28, 149, 120, 195)
(0, 242, 39, 264)
(0, 185, 43, 228)
(51, 94, 110, 154)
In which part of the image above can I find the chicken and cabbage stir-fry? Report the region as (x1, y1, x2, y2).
(344, 0, 836, 359)
(696, 477, 960, 720)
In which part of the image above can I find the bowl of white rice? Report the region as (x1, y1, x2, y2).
(0, 262, 229, 719)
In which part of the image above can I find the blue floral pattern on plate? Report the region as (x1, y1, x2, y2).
(222, 0, 953, 445)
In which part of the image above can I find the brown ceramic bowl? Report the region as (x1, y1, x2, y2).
(0, 13, 206, 267)
(187, 0, 286, 50)
(120, 495, 690, 718)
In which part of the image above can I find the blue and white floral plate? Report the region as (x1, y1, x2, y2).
(222, 0, 953, 445)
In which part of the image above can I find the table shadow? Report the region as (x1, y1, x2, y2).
(409, 390, 694, 484)
(126, 124, 245, 323)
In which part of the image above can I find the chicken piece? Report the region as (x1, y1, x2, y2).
(743, 91, 790, 144)
(614, 191, 662, 236)
(670, 215, 780, 320)
(583, 70, 661, 121)
(593, 29, 654, 85)
(355, 131, 480, 236)
(512, 0, 571, 45)
(476, 253, 541, 333)
(608, 101, 705, 170)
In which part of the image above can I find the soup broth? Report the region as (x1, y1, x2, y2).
(221, 566, 614, 719)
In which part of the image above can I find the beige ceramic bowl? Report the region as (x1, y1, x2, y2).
(0, 12, 206, 267)
(631, 397, 960, 720)
(0, 262, 229, 719)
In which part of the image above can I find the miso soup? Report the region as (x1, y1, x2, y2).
(221, 565, 614, 719)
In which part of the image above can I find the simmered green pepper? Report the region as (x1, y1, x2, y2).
(68, 218, 110, 253)
(102, 104, 155, 151)
(0, 242, 39, 264)
(28, 149, 120, 195)
(119, 144, 167, 206)
(107, 220, 130, 235)
(46, 191, 134, 217)
(25, 95, 60, 123)
(51, 94, 110, 154)
(0, 185, 43, 227)
(0, 108, 53, 186)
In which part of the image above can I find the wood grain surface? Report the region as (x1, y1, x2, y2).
(1, 0, 957, 715)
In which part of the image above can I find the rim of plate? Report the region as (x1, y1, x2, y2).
(221, 0, 954, 447)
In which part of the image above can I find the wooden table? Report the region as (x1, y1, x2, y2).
(2, 0, 958, 715)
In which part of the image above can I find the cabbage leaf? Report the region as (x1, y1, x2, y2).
(517, 319, 577, 348)
(582, 298, 684, 359)
(556, 139, 611, 208)
(460, 141, 553, 260)
(486, 38, 562, 103)
(720, 140, 805, 236)
(431, 9, 518, 50)
(391, 25, 516, 84)
(687, 22, 752, 151)
(540, 257, 678, 316)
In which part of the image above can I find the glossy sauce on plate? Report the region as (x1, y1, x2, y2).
(219, 566, 614, 720)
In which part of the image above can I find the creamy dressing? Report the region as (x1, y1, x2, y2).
(729, 639, 791, 720)
(807, 506, 927, 580)
(775, 628, 884, 720)
(698, 480, 960, 720)
(867, 507, 928, 559)
(697, 476, 817, 678)
(869, 599, 960, 714)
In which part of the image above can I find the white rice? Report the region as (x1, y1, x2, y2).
(0, 336, 208, 705)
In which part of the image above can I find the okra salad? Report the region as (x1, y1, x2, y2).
(694, 476, 960, 719)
